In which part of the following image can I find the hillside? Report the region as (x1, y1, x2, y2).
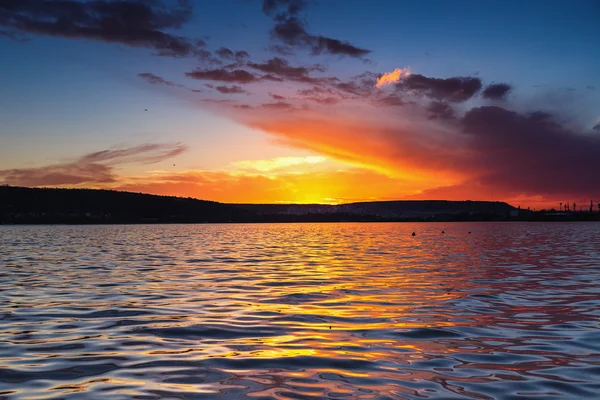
(0, 186, 247, 224)
(0, 186, 525, 224)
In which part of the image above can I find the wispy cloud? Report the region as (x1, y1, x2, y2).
(0, 143, 187, 187)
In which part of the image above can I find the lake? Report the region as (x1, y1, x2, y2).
(1, 222, 599, 399)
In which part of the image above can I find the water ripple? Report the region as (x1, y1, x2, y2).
(1, 222, 599, 399)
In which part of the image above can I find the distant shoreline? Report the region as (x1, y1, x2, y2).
(2, 185, 599, 225)
(2, 220, 600, 227)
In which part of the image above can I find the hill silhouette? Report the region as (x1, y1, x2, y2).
(2, 185, 593, 224)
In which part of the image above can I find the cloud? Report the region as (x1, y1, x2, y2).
(457, 106, 600, 197)
(0, 163, 116, 187)
(310, 35, 371, 58)
(375, 94, 407, 107)
(261, 2, 370, 58)
(482, 83, 512, 100)
(427, 101, 455, 120)
(247, 57, 327, 84)
(0, 0, 204, 57)
(215, 85, 248, 94)
(78, 143, 188, 165)
(216, 47, 235, 59)
(269, 93, 286, 100)
(398, 74, 482, 102)
(138, 72, 183, 87)
(296, 86, 348, 104)
(270, 16, 371, 58)
(231, 88, 600, 204)
(261, 0, 308, 17)
(376, 68, 411, 88)
(216, 47, 250, 61)
(261, 102, 297, 111)
(185, 68, 259, 83)
(593, 123, 600, 131)
(249, 57, 314, 78)
(0, 143, 187, 187)
(187, 60, 332, 86)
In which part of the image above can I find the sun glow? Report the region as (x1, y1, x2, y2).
(232, 156, 328, 172)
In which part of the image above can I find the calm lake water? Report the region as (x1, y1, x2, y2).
(1, 222, 600, 399)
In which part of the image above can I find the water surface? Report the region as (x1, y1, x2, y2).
(1, 222, 600, 399)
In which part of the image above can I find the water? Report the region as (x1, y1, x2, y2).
(1, 222, 599, 399)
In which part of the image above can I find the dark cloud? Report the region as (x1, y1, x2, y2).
(0, 0, 206, 58)
(261, 102, 296, 111)
(482, 83, 512, 100)
(375, 94, 407, 107)
(297, 85, 351, 105)
(235, 50, 250, 60)
(310, 36, 371, 58)
(215, 85, 247, 94)
(215, 47, 250, 61)
(261, 74, 284, 82)
(327, 71, 376, 97)
(248, 57, 324, 83)
(216, 47, 234, 59)
(269, 93, 286, 100)
(460, 106, 600, 196)
(261, 2, 370, 58)
(593, 123, 600, 131)
(197, 49, 222, 65)
(186, 68, 259, 84)
(138, 72, 182, 87)
(297, 86, 336, 96)
(0, 143, 187, 187)
(399, 74, 482, 102)
(587, 85, 596, 90)
(261, 0, 307, 17)
(270, 17, 371, 58)
(427, 101, 455, 120)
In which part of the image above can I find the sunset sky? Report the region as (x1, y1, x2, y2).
(1, 0, 599, 207)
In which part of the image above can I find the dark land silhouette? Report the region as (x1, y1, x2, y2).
(1, 186, 598, 224)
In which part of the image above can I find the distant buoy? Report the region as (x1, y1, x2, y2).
(468, 231, 472, 234)
(441, 230, 445, 234)
(411, 232, 416, 236)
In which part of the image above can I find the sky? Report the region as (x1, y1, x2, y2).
(1, 0, 599, 207)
